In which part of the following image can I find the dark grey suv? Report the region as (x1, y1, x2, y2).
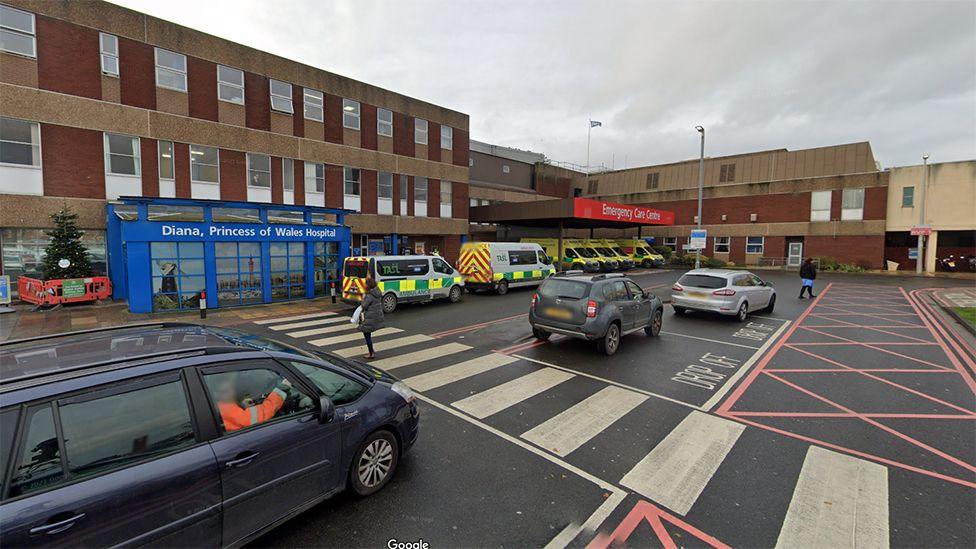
(528, 272, 664, 355)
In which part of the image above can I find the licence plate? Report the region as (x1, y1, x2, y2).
(687, 291, 707, 298)
(543, 306, 573, 320)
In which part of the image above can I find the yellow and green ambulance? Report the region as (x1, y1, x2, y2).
(342, 254, 463, 313)
(459, 242, 555, 295)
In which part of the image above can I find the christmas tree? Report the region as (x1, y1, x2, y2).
(40, 205, 94, 280)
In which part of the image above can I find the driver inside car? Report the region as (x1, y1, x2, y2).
(216, 374, 293, 432)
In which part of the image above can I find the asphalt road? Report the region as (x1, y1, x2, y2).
(250, 269, 975, 548)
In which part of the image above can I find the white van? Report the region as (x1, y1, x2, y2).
(342, 254, 464, 313)
(458, 242, 555, 295)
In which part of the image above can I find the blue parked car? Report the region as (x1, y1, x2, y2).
(0, 323, 419, 547)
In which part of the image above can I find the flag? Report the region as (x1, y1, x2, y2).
(590, 120, 602, 128)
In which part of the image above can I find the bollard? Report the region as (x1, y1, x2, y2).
(330, 282, 337, 303)
(199, 290, 207, 320)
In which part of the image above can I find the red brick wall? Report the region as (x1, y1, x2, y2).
(360, 169, 377, 214)
(443, 234, 461, 264)
(271, 156, 283, 203)
(864, 187, 887, 220)
(406, 176, 415, 216)
(244, 72, 270, 131)
(219, 149, 246, 201)
(292, 86, 304, 137)
(428, 179, 440, 218)
(830, 190, 842, 220)
(392, 173, 402, 215)
(394, 113, 415, 156)
(37, 16, 100, 100)
(452, 181, 469, 219)
(806, 235, 884, 268)
(361, 104, 377, 150)
(140, 137, 159, 197)
(118, 37, 155, 110)
(452, 128, 469, 167)
(292, 160, 305, 205)
(187, 56, 218, 122)
(324, 94, 342, 144)
(325, 165, 342, 207)
(428, 124, 441, 162)
(41, 124, 103, 198)
(174, 142, 190, 197)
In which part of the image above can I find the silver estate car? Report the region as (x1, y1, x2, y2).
(671, 269, 776, 321)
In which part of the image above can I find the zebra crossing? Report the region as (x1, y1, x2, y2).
(249, 311, 895, 547)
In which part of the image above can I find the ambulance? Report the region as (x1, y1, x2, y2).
(615, 238, 666, 268)
(341, 254, 464, 313)
(574, 239, 620, 271)
(585, 239, 636, 269)
(458, 242, 555, 295)
(521, 238, 600, 273)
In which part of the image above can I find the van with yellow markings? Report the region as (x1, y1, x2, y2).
(342, 254, 464, 313)
(522, 238, 600, 273)
(459, 242, 555, 295)
(573, 239, 620, 272)
(615, 238, 666, 268)
(585, 239, 636, 270)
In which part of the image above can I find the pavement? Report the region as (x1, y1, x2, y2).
(2, 268, 974, 548)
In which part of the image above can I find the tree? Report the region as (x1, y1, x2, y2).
(40, 205, 93, 280)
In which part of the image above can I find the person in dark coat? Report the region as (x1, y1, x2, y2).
(359, 277, 385, 359)
(799, 257, 817, 299)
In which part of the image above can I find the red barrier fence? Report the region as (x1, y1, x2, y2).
(17, 276, 112, 306)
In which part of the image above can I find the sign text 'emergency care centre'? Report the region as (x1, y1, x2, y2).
(572, 198, 675, 225)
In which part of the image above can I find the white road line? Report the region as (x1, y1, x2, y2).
(661, 330, 761, 350)
(620, 411, 744, 516)
(544, 490, 627, 549)
(253, 312, 336, 324)
(776, 446, 889, 549)
(522, 386, 648, 457)
(269, 316, 347, 331)
(286, 322, 358, 338)
(452, 368, 574, 419)
(512, 354, 701, 410)
(750, 315, 791, 322)
(404, 353, 518, 392)
(701, 319, 791, 411)
(333, 334, 433, 358)
(308, 327, 401, 347)
(370, 342, 471, 370)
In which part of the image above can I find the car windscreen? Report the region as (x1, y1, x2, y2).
(595, 247, 615, 256)
(638, 247, 653, 256)
(612, 247, 627, 256)
(576, 247, 598, 258)
(678, 274, 728, 289)
(540, 279, 589, 300)
(343, 259, 370, 278)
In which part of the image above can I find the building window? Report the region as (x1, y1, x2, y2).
(270, 242, 305, 301)
(441, 125, 453, 150)
(719, 163, 736, 183)
(305, 162, 324, 193)
(343, 99, 360, 130)
(377, 108, 393, 137)
(189, 145, 219, 183)
(154, 48, 187, 92)
(304, 88, 324, 121)
(99, 33, 119, 76)
(415, 177, 428, 201)
(158, 140, 174, 179)
(663, 236, 677, 249)
(746, 236, 764, 254)
(247, 153, 271, 188)
(441, 181, 452, 204)
(400, 174, 408, 203)
(283, 158, 294, 191)
(216, 242, 263, 307)
(104, 133, 140, 176)
(502, 164, 510, 174)
(841, 188, 865, 220)
(313, 241, 340, 296)
(2, 228, 106, 281)
(714, 236, 730, 253)
(810, 190, 831, 222)
(344, 167, 360, 196)
(902, 186, 914, 207)
(0, 5, 35, 58)
(0, 116, 40, 166)
(415, 119, 428, 144)
(378, 172, 393, 199)
(587, 179, 598, 194)
(646, 172, 659, 190)
(270, 79, 293, 113)
(469, 157, 474, 167)
(150, 242, 205, 311)
(217, 65, 244, 104)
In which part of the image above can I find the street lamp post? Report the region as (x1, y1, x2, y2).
(695, 125, 705, 269)
(915, 154, 930, 274)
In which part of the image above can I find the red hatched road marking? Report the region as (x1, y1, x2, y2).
(586, 499, 731, 549)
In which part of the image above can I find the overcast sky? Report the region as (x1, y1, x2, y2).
(115, 0, 975, 170)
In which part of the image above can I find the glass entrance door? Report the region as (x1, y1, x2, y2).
(787, 242, 803, 267)
(215, 242, 263, 307)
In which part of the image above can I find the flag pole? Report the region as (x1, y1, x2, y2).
(586, 119, 591, 173)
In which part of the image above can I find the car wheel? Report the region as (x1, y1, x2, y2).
(597, 322, 620, 356)
(736, 302, 749, 322)
(762, 294, 776, 313)
(532, 327, 551, 340)
(449, 285, 463, 303)
(673, 305, 686, 315)
(496, 280, 509, 295)
(645, 308, 663, 337)
(382, 292, 398, 314)
(350, 430, 399, 496)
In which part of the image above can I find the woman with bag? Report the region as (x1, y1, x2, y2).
(358, 277, 385, 359)
(798, 257, 817, 299)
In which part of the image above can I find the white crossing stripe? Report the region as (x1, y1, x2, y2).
(404, 353, 519, 392)
(253, 312, 336, 325)
(619, 411, 744, 516)
(269, 316, 347, 331)
(287, 322, 358, 339)
(776, 446, 889, 549)
(452, 368, 574, 419)
(369, 343, 471, 371)
(521, 386, 648, 457)
(308, 327, 401, 347)
(332, 334, 433, 358)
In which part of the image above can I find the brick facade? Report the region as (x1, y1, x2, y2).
(41, 124, 103, 198)
(37, 15, 101, 100)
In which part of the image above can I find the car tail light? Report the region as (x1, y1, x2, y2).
(586, 299, 598, 318)
(712, 288, 736, 296)
(531, 292, 538, 309)
(672, 283, 684, 292)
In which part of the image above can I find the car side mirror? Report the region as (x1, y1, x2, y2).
(318, 396, 336, 423)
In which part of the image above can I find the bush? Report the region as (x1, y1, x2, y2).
(652, 245, 673, 260)
(705, 257, 727, 269)
(815, 257, 865, 273)
(673, 253, 709, 267)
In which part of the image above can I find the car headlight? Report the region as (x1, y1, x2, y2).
(391, 381, 416, 403)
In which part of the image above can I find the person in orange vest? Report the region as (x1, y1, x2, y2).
(215, 376, 292, 432)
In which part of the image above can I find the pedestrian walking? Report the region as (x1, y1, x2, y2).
(358, 277, 385, 359)
(799, 257, 817, 299)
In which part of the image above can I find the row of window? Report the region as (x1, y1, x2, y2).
(810, 188, 864, 221)
(662, 235, 766, 254)
(1, 5, 455, 149)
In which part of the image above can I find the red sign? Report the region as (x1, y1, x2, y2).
(572, 198, 675, 225)
(910, 226, 932, 236)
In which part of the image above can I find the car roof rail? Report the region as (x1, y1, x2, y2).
(1, 321, 204, 346)
(554, 270, 585, 277)
(592, 273, 626, 280)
